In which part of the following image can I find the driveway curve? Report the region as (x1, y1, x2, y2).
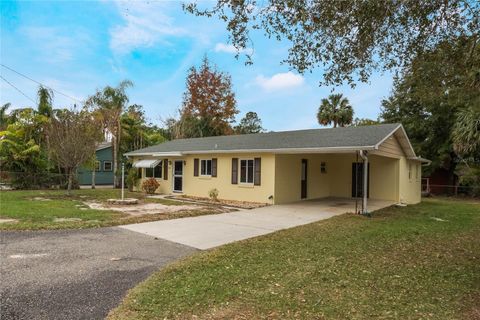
(0, 228, 196, 320)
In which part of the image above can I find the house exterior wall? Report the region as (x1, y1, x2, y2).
(374, 133, 421, 204)
(183, 154, 276, 203)
(274, 154, 331, 204)
(369, 155, 400, 202)
(78, 147, 114, 185)
(134, 153, 276, 204)
(399, 157, 422, 204)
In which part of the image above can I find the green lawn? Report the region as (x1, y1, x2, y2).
(0, 189, 215, 230)
(109, 198, 480, 320)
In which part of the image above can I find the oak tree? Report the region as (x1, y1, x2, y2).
(179, 56, 238, 138)
(47, 109, 102, 194)
(185, 1, 479, 87)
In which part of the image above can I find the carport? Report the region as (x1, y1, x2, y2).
(275, 153, 401, 202)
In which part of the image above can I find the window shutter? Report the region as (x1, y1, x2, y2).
(212, 158, 217, 177)
(194, 158, 199, 177)
(163, 159, 168, 180)
(254, 157, 261, 186)
(231, 158, 238, 184)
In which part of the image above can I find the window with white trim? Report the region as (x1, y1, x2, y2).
(240, 159, 254, 184)
(200, 159, 212, 176)
(94, 161, 100, 172)
(145, 161, 163, 178)
(104, 161, 112, 171)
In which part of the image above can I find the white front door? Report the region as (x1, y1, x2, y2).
(173, 160, 183, 192)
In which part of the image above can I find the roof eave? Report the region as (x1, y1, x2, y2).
(125, 146, 377, 157)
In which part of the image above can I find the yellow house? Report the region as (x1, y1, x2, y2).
(125, 124, 429, 211)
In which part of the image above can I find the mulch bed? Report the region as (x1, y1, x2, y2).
(166, 195, 270, 209)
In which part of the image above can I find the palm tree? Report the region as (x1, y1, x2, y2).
(86, 80, 133, 187)
(317, 93, 354, 128)
(37, 86, 53, 117)
(0, 103, 11, 130)
(452, 104, 480, 155)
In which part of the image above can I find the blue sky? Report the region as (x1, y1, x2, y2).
(1, 0, 393, 131)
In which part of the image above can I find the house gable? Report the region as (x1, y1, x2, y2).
(372, 125, 417, 159)
(372, 134, 405, 158)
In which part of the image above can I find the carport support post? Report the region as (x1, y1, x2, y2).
(359, 150, 368, 215)
(121, 162, 125, 201)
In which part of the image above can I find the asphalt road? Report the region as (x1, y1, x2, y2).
(0, 228, 196, 320)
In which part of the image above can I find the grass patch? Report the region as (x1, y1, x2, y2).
(109, 198, 480, 320)
(0, 189, 216, 230)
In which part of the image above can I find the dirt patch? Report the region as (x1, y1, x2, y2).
(54, 218, 82, 222)
(171, 195, 270, 209)
(84, 201, 215, 216)
(0, 218, 18, 224)
(30, 197, 51, 201)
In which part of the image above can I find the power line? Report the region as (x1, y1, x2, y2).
(0, 75, 37, 105)
(0, 64, 84, 104)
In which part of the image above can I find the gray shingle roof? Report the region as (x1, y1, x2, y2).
(96, 141, 112, 151)
(125, 123, 401, 155)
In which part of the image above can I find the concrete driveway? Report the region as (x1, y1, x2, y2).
(0, 228, 195, 320)
(121, 197, 394, 250)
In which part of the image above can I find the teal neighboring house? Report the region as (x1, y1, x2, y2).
(78, 142, 114, 186)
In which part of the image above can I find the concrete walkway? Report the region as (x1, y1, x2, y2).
(121, 198, 394, 250)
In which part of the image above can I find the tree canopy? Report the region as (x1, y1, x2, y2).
(353, 118, 379, 127)
(121, 104, 166, 156)
(185, 1, 479, 87)
(178, 56, 239, 138)
(37, 86, 53, 117)
(380, 35, 480, 179)
(47, 109, 103, 193)
(235, 111, 264, 134)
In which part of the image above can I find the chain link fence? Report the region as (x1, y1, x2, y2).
(0, 171, 79, 190)
(422, 178, 480, 197)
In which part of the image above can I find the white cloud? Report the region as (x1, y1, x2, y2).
(109, 1, 186, 54)
(214, 43, 253, 55)
(21, 26, 90, 63)
(255, 72, 305, 91)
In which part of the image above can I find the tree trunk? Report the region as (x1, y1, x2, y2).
(67, 169, 73, 195)
(91, 166, 96, 189)
(46, 132, 51, 164)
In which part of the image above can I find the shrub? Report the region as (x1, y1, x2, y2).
(142, 178, 159, 194)
(126, 168, 140, 192)
(209, 188, 219, 201)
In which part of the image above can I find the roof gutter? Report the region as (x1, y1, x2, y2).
(408, 156, 432, 166)
(124, 152, 183, 158)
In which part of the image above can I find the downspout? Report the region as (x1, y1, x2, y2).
(359, 150, 368, 215)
